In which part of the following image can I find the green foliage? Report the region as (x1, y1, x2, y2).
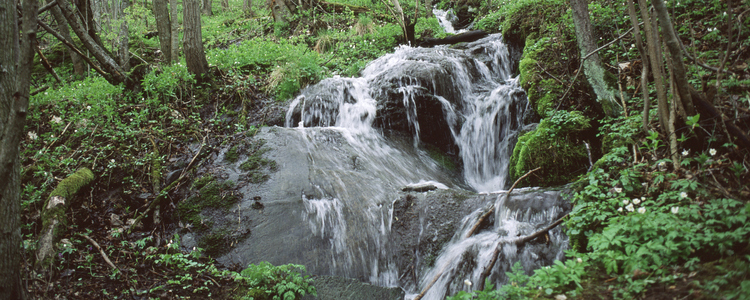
(207, 38, 324, 100)
(235, 262, 316, 300)
(509, 110, 591, 187)
(178, 178, 239, 228)
(142, 63, 196, 101)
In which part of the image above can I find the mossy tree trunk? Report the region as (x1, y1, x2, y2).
(36, 168, 94, 269)
(0, 0, 36, 296)
(570, 0, 622, 117)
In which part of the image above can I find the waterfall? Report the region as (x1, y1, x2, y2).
(284, 34, 568, 298)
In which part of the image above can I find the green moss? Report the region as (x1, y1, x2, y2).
(509, 111, 591, 187)
(425, 145, 457, 172)
(224, 145, 240, 163)
(198, 229, 230, 257)
(48, 168, 95, 199)
(239, 139, 277, 183)
(178, 179, 239, 228)
(192, 174, 215, 190)
(519, 37, 565, 117)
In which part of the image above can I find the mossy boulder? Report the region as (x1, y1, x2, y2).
(519, 37, 565, 117)
(509, 110, 591, 187)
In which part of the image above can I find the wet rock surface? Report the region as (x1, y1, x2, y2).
(303, 276, 405, 300)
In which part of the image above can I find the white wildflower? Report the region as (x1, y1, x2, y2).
(626, 204, 635, 212)
(623, 199, 630, 205)
(709, 148, 717, 156)
(638, 207, 646, 214)
(577, 257, 583, 263)
(86, 105, 91, 110)
(682, 149, 689, 156)
(27, 132, 37, 140)
(680, 192, 688, 199)
(554, 295, 567, 300)
(633, 198, 641, 205)
(52, 116, 62, 124)
(614, 187, 622, 193)
(671, 207, 679, 214)
(618, 207, 623, 212)
(641, 197, 646, 201)
(464, 279, 472, 287)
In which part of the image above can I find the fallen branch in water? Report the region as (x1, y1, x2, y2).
(465, 167, 541, 238)
(477, 213, 568, 290)
(414, 167, 541, 300)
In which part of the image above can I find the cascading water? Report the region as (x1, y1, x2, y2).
(284, 34, 569, 299)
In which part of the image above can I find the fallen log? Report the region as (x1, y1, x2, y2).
(419, 30, 489, 47)
(36, 168, 94, 268)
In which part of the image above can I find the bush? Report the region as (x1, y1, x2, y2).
(235, 262, 316, 300)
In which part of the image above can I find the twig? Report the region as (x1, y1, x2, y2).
(128, 135, 209, 233)
(78, 234, 118, 270)
(412, 263, 450, 300)
(465, 167, 542, 238)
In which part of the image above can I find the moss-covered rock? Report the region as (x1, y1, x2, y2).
(178, 178, 239, 228)
(509, 110, 591, 187)
(519, 37, 565, 117)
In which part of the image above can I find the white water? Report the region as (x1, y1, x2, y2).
(285, 34, 568, 298)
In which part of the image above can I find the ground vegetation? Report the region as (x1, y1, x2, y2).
(5, 0, 749, 298)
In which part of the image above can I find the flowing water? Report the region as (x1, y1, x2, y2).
(284, 34, 569, 298)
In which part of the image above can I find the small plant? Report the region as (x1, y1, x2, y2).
(235, 262, 316, 300)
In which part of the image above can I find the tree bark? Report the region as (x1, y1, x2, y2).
(170, 0, 179, 63)
(183, 0, 209, 76)
(652, 0, 695, 117)
(570, 0, 622, 117)
(49, 1, 85, 76)
(36, 168, 95, 268)
(202, 0, 212, 15)
(0, 0, 35, 297)
(243, 0, 253, 16)
(638, 0, 669, 132)
(153, 0, 172, 62)
(626, 0, 650, 132)
(57, 0, 130, 85)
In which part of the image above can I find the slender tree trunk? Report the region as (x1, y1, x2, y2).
(570, 0, 622, 117)
(626, 0, 649, 132)
(243, 0, 253, 16)
(183, 0, 209, 75)
(202, 0, 212, 15)
(154, 0, 172, 62)
(170, 0, 179, 63)
(0, 0, 36, 297)
(57, 0, 130, 85)
(638, 0, 670, 132)
(221, 0, 228, 9)
(652, 0, 695, 117)
(50, 2, 85, 76)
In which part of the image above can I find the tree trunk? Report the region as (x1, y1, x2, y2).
(271, 0, 293, 25)
(183, 0, 209, 76)
(202, 0, 212, 15)
(638, 0, 670, 132)
(154, 0, 172, 62)
(0, 0, 35, 297)
(626, 0, 649, 132)
(36, 168, 95, 268)
(243, 0, 253, 16)
(570, 0, 622, 117)
(170, 0, 179, 63)
(57, 0, 130, 85)
(221, 0, 228, 9)
(652, 0, 695, 117)
(49, 2, 85, 76)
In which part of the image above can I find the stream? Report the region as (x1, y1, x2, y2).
(279, 30, 571, 298)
